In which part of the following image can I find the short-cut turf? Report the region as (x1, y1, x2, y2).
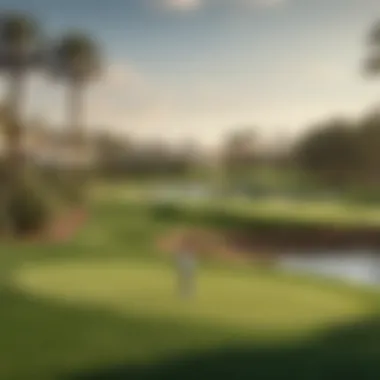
(0, 188, 379, 380)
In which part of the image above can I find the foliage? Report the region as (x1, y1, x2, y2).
(0, 12, 40, 68)
(294, 118, 360, 188)
(292, 113, 380, 189)
(365, 20, 380, 76)
(6, 170, 53, 234)
(48, 32, 101, 205)
(93, 133, 194, 180)
(51, 33, 100, 81)
(222, 128, 257, 184)
(49, 32, 101, 145)
(0, 13, 102, 217)
(356, 113, 380, 185)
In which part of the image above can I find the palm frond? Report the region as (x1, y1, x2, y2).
(0, 12, 38, 50)
(50, 32, 101, 81)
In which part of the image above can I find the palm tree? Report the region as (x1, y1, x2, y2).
(0, 13, 41, 234)
(51, 32, 101, 154)
(0, 13, 40, 165)
(50, 32, 101, 204)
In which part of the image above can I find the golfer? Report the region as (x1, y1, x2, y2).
(177, 235, 197, 298)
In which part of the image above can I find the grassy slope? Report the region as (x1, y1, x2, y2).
(93, 182, 380, 228)
(0, 198, 379, 380)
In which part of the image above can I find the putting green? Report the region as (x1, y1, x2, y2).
(12, 259, 374, 336)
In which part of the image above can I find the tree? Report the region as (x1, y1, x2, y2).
(294, 119, 360, 188)
(49, 32, 101, 203)
(358, 21, 380, 188)
(93, 131, 131, 178)
(51, 32, 101, 150)
(0, 13, 41, 234)
(364, 20, 380, 75)
(356, 112, 380, 186)
(0, 12, 40, 168)
(222, 128, 257, 185)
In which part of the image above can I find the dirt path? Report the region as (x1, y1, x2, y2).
(47, 209, 88, 242)
(24, 208, 88, 243)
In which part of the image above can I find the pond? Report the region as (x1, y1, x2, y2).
(278, 251, 380, 288)
(148, 184, 380, 289)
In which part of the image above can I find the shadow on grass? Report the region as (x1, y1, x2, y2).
(1, 281, 380, 380)
(0, 285, 234, 380)
(66, 316, 380, 380)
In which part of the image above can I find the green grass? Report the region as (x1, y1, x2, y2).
(13, 258, 374, 336)
(94, 182, 380, 228)
(0, 193, 379, 380)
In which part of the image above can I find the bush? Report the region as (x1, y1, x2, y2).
(6, 170, 54, 235)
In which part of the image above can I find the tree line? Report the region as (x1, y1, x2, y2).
(293, 112, 380, 189)
(87, 109, 380, 191)
(92, 19, 380, 190)
(1, 11, 380, 231)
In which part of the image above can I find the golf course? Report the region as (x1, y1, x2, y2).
(1, 3, 380, 379)
(0, 184, 379, 380)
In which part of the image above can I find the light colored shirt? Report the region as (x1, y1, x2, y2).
(177, 251, 196, 273)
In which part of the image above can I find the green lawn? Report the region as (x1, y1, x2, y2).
(93, 182, 380, 228)
(14, 258, 373, 336)
(0, 195, 380, 380)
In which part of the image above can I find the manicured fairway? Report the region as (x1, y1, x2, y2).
(0, 196, 379, 380)
(13, 258, 374, 335)
(93, 183, 380, 228)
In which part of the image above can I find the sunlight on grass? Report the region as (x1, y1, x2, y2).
(1, 186, 380, 380)
(13, 259, 374, 338)
(92, 183, 380, 227)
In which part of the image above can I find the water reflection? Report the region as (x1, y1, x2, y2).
(279, 252, 380, 287)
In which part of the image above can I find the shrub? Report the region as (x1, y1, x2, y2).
(6, 169, 54, 235)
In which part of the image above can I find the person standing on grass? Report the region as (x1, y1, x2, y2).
(176, 233, 197, 299)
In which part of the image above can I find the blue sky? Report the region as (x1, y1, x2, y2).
(1, 0, 380, 146)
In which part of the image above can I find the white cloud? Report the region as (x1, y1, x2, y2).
(159, 0, 288, 11)
(249, 0, 287, 7)
(163, 0, 202, 11)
